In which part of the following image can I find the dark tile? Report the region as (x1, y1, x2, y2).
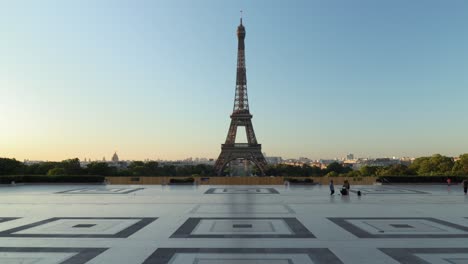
(204, 188, 279, 194)
(232, 224, 253, 228)
(329, 217, 468, 238)
(0, 218, 20, 224)
(349, 188, 429, 195)
(0, 217, 157, 238)
(0, 247, 107, 264)
(170, 217, 315, 238)
(73, 224, 96, 228)
(380, 248, 468, 264)
(390, 224, 413, 228)
(189, 204, 295, 214)
(56, 188, 144, 194)
(143, 248, 343, 264)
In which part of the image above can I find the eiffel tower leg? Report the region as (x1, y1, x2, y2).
(215, 145, 268, 176)
(225, 120, 238, 145)
(250, 152, 268, 176)
(214, 151, 231, 176)
(245, 121, 258, 145)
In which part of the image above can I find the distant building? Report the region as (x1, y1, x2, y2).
(353, 158, 401, 169)
(23, 160, 43, 165)
(111, 152, 119, 163)
(343, 159, 358, 167)
(346, 153, 355, 160)
(265, 156, 282, 165)
(309, 161, 323, 168)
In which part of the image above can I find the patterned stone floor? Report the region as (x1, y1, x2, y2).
(0, 183, 467, 263)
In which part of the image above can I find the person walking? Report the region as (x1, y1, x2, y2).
(447, 178, 451, 186)
(330, 180, 335, 195)
(463, 179, 468, 195)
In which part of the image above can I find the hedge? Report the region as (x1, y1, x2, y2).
(285, 178, 315, 185)
(169, 177, 194, 184)
(377, 176, 468, 184)
(0, 175, 104, 184)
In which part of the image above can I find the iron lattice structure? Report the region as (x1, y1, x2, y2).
(214, 18, 268, 176)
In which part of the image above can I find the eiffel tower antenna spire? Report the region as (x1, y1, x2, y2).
(214, 17, 268, 176)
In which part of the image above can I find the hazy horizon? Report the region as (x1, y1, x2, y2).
(13, 152, 468, 163)
(2, 0, 467, 161)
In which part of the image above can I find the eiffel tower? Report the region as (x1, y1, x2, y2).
(214, 17, 268, 176)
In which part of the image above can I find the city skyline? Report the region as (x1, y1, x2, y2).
(18, 151, 465, 163)
(2, 1, 468, 161)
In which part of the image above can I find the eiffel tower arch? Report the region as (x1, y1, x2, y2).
(214, 17, 268, 176)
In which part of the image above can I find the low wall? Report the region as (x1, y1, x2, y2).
(310, 176, 377, 185)
(198, 177, 284, 185)
(105, 176, 377, 185)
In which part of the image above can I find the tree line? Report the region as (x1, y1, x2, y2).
(0, 158, 215, 177)
(358, 154, 468, 177)
(0, 153, 467, 177)
(264, 154, 468, 177)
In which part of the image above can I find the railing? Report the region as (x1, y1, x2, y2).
(105, 176, 378, 185)
(234, 143, 249, 147)
(222, 143, 261, 148)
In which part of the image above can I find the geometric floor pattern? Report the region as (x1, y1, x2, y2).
(204, 188, 280, 194)
(170, 217, 315, 238)
(55, 187, 145, 194)
(349, 187, 429, 195)
(0, 217, 157, 238)
(189, 204, 296, 214)
(328, 217, 468, 238)
(0, 218, 20, 224)
(0, 184, 467, 263)
(142, 248, 343, 264)
(0, 247, 108, 264)
(379, 248, 468, 264)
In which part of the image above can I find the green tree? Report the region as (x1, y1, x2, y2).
(131, 166, 146, 176)
(453, 154, 468, 175)
(47, 167, 66, 176)
(24, 162, 58, 175)
(176, 166, 192, 176)
(117, 169, 132, 176)
(128, 161, 145, 169)
(410, 154, 454, 175)
(144, 161, 160, 176)
(377, 164, 415, 176)
(60, 158, 83, 175)
(161, 165, 177, 176)
(128, 161, 145, 175)
(359, 166, 379, 176)
(265, 165, 278, 176)
(346, 170, 362, 177)
(430, 154, 454, 173)
(87, 162, 115, 176)
(326, 162, 351, 174)
(0, 158, 23, 175)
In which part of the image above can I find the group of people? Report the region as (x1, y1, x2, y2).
(447, 178, 468, 195)
(329, 178, 468, 196)
(329, 179, 353, 196)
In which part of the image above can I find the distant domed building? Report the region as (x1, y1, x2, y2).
(111, 152, 119, 163)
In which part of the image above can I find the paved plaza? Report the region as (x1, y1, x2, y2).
(0, 183, 467, 263)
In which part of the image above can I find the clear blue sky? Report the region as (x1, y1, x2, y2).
(1, 0, 467, 161)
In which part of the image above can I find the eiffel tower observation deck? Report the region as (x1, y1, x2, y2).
(214, 17, 268, 176)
